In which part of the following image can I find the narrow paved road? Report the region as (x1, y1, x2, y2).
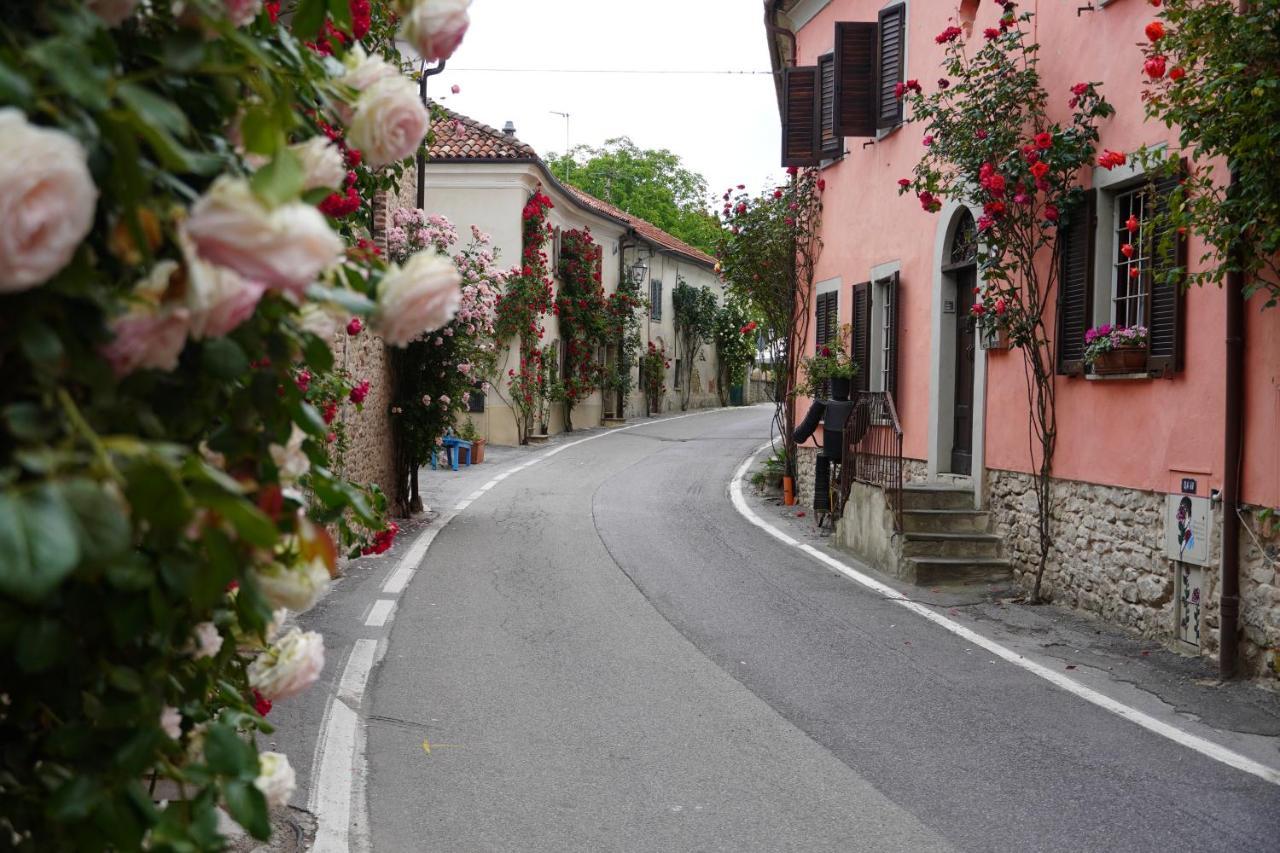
(360, 407, 1280, 852)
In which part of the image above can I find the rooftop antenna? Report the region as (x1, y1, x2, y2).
(550, 110, 570, 179)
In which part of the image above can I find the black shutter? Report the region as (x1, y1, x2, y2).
(876, 3, 906, 130)
(852, 282, 872, 392)
(1056, 190, 1096, 375)
(782, 66, 821, 167)
(814, 291, 830, 348)
(818, 53, 840, 157)
(1147, 164, 1187, 377)
(834, 21, 877, 138)
(885, 272, 899, 400)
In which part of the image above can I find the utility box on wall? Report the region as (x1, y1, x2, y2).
(1164, 494, 1212, 567)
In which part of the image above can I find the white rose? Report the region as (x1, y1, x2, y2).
(373, 252, 462, 346)
(223, 0, 263, 27)
(184, 176, 343, 296)
(297, 302, 347, 340)
(87, 0, 139, 26)
(247, 628, 325, 701)
(291, 137, 347, 192)
(181, 233, 266, 340)
(255, 752, 296, 809)
(0, 109, 98, 292)
(192, 621, 224, 659)
(251, 559, 330, 614)
(339, 45, 400, 94)
(399, 0, 472, 63)
(268, 425, 310, 483)
(348, 76, 430, 169)
(160, 706, 183, 740)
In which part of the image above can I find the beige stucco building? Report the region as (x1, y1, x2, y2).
(392, 108, 724, 446)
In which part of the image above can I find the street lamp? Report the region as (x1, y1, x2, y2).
(629, 259, 649, 285)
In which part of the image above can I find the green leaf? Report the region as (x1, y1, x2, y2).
(29, 37, 109, 111)
(62, 479, 132, 560)
(116, 83, 190, 138)
(0, 60, 33, 109)
(250, 147, 304, 208)
(16, 617, 66, 673)
(222, 780, 271, 841)
(3, 402, 56, 443)
(294, 401, 328, 438)
(0, 485, 81, 602)
(123, 459, 192, 536)
(293, 0, 328, 39)
(327, 0, 353, 34)
(20, 322, 64, 368)
(239, 105, 283, 157)
(203, 724, 257, 779)
(107, 665, 143, 693)
(189, 485, 277, 549)
(302, 333, 335, 373)
(48, 775, 101, 821)
(304, 285, 376, 315)
(202, 337, 250, 380)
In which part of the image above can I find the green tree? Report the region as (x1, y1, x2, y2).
(549, 137, 723, 254)
(671, 278, 719, 411)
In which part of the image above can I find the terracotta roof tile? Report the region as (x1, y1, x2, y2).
(561, 184, 717, 269)
(427, 105, 538, 161)
(428, 106, 716, 269)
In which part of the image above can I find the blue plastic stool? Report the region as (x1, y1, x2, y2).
(441, 436, 472, 468)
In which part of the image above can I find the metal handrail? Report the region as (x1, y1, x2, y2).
(839, 391, 905, 531)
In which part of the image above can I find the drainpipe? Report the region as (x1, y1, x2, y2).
(416, 60, 447, 210)
(1220, 0, 1249, 679)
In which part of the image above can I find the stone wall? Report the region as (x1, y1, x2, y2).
(986, 468, 1280, 679)
(794, 443, 927, 512)
(331, 328, 398, 510)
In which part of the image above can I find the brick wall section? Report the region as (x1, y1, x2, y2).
(987, 468, 1280, 679)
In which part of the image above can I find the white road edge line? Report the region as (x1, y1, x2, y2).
(309, 405, 753, 851)
(728, 441, 1280, 788)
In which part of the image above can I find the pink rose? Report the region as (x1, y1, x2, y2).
(183, 177, 343, 295)
(290, 136, 347, 192)
(101, 300, 192, 378)
(348, 76, 431, 168)
(182, 235, 266, 339)
(399, 0, 471, 63)
(373, 252, 462, 346)
(0, 109, 98, 293)
(222, 0, 262, 26)
(87, 0, 139, 26)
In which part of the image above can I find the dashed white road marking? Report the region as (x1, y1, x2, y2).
(728, 442, 1280, 788)
(364, 599, 395, 628)
(336, 639, 379, 707)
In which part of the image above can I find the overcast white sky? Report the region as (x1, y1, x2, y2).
(428, 0, 784, 207)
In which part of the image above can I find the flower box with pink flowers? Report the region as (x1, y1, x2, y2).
(1084, 324, 1149, 374)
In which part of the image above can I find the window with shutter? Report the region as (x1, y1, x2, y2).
(818, 53, 840, 158)
(834, 21, 877, 138)
(649, 278, 662, 321)
(1056, 191, 1096, 375)
(815, 290, 839, 397)
(1146, 167, 1186, 376)
(851, 282, 872, 392)
(876, 3, 906, 130)
(882, 272, 900, 399)
(782, 66, 821, 167)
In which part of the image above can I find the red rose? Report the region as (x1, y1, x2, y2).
(773, 189, 783, 199)
(1144, 21, 1165, 42)
(905, 79, 922, 94)
(1144, 55, 1167, 79)
(1126, 214, 1140, 233)
(898, 178, 911, 188)
(817, 179, 826, 191)
(894, 81, 906, 100)
(983, 27, 1000, 40)
(1169, 66, 1185, 81)
(1030, 161, 1049, 179)
(346, 317, 363, 336)
(253, 689, 273, 716)
(1034, 132, 1052, 149)
(1044, 205, 1059, 221)
(938, 78, 950, 90)
(1098, 150, 1126, 170)
(936, 25, 963, 44)
(1121, 243, 1135, 258)
(349, 379, 371, 405)
(1071, 82, 1089, 96)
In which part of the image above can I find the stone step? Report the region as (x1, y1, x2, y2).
(901, 532, 1003, 559)
(901, 556, 1013, 585)
(902, 509, 992, 534)
(901, 485, 976, 511)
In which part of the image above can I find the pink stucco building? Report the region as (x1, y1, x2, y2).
(765, 0, 1279, 676)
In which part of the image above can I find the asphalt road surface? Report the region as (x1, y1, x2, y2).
(295, 406, 1280, 852)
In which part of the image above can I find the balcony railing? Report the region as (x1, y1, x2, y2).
(840, 391, 904, 531)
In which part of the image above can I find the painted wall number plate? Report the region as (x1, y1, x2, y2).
(1181, 478, 1197, 494)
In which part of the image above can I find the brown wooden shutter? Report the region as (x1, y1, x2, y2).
(876, 3, 906, 130)
(1056, 190, 1096, 376)
(1146, 165, 1187, 377)
(834, 21, 877, 138)
(782, 66, 821, 167)
(851, 282, 872, 392)
(885, 272, 900, 400)
(818, 53, 840, 157)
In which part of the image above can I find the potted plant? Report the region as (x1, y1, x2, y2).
(798, 331, 859, 400)
(1084, 324, 1149, 375)
(458, 418, 485, 464)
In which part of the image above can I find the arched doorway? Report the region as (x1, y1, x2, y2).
(927, 203, 988, 494)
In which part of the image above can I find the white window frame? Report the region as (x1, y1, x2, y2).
(1089, 147, 1165, 329)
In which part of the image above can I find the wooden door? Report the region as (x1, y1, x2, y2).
(951, 267, 976, 476)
